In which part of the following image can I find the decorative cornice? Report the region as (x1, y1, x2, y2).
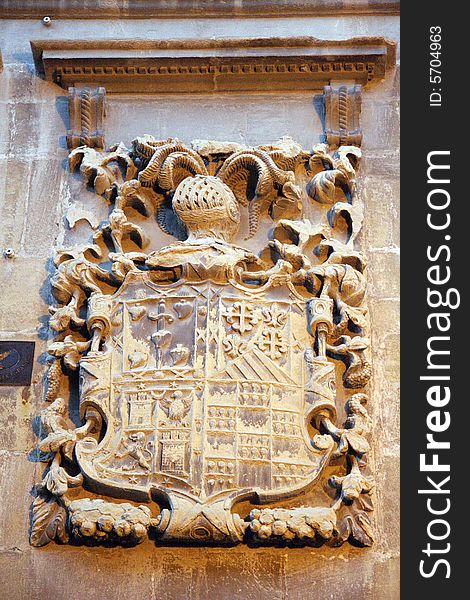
(2, 1, 400, 19)
(31, 37, 396, 93)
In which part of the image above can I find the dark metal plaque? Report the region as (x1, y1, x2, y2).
(0, 341, 35, 386)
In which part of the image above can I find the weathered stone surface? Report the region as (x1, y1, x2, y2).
(0, 452, 38, 551)
(361, 97, 400, 152)
(367, 251, 400, 298)
(0, 387, 37, 452)
(374, 454, 400, 553)
(359, 175, 400, 249)
(0, 257, 50, 331)
(0, 0, 401, 20)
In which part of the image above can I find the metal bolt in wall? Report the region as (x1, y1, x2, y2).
(3, 248, 16, 259)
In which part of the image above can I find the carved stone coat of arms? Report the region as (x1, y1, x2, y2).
(32, 135, 374, 548)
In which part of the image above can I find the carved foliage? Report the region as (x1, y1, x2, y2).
(33, 129, 373, 548)
(30, 495, 68, 547)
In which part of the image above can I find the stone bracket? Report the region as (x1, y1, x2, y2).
(66, 86, 106, 150)
(324, 83, 362, 148)
(30, 37, 396, 93)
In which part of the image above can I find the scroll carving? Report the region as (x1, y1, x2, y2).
(66, 87, 106, 150)
(324, 84, 362, 148)
(31, 127, 374, 548)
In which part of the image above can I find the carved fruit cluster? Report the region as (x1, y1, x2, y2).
(249, 507, 336, 542)
(68, 499, 151, 544)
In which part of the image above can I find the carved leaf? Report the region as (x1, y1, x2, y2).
(354, 512, 374, 545)
(42, 463, 83, 497)
(30, 496, 69, 547)
(343, 430, 371, 455)
(342, 305, 368, 330)
(110, 252, 147, 281)
(328, 335, 370, 358)
(48, 334, 91, 370)
(38, 430, 76, 454)
(357, 493, 374, 512)
(339, 335, 370, 352)
(270, 180, 303, 220)
(308, 170, 338, 204)
(69, 147, 113, 194)
(335, 511, 374, 547)
(314, 239, 367, 272)
(49, 305, 85, 332)
(115, 180, 158, 216)
(328, 201, 364, 244)
(70, 144, 136, 196)
(330, 468, 374, 503)
(273, 218, 329, 250)
(44, 465, 69, 496)
(308, 146, 361, 205)
(62, 439, 76, 462)
(95, 209, 148, 252)
(308, 143, 333, 171)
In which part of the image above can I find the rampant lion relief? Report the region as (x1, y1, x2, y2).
(31, 134, 374, 548)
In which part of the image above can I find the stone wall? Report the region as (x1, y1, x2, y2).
(0, 11, 399, 600)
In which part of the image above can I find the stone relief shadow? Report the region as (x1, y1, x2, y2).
(56, 95, 70, 151)
(27, 424, 50, 465)
(36, 257, 56, 341)
(313, 93, 326, 144)
(10, 52, 35, 68)
(33, 259, 58, 424)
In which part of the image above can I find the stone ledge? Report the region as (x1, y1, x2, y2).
(31, 36, 396, 93)
(2, 1, 401, 19)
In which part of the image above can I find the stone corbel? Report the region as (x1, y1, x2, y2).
(324, 83, 362, 149)
(66, 86, 106, 150)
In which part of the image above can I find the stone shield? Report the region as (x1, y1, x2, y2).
(75, 273, 336, 542)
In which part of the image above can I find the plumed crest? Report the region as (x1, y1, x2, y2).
(138, 140, 207, 188)
(158, 152, 209, 191)
(217, 148, 294, 238)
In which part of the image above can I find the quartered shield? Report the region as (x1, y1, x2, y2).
(76, 273, 337, 541)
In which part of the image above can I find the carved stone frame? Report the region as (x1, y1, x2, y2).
(29, 37, 394, 549)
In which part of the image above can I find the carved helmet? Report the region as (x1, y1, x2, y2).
(172, 175, 240, 242)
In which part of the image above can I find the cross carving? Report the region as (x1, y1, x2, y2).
(223, 302, 259, 334)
